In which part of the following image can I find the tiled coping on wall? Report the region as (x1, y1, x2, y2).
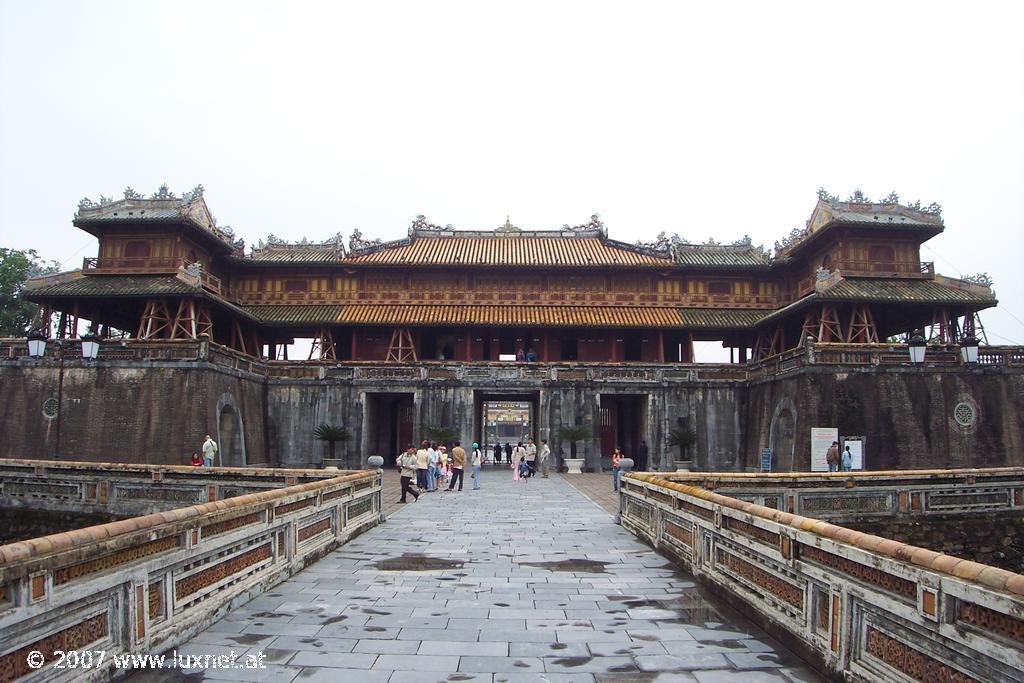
(657, 468, 1024, 524)
(0, 460, 383, 682)
(621, 471, 1024, 683)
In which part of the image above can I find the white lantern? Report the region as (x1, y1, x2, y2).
(80, 333, 102, 360)
(960, 336, 979, 364)
(908, 332, 927, 364)
(27, 330, 47, 358)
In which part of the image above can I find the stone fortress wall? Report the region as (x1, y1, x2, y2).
(0, 339, 1021, 472)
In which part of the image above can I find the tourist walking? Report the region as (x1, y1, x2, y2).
(438, 446, 449, 489)
(612, 447, 624, 491)
(511, 452, 521, 481)
(202, 435, 218, 467)
(492, 442, 502, 466)
(398, 445, 419, 503)
(826, 441, 840, 472)
(525, 438, 537, 477)
(416, 440, 430, 489)
(471, 442, 482, 490)
(504, 442, 513, 464)
(841, 445, 853, 472)
(448, 441, 466, 491)
(539, 439, 551, 478)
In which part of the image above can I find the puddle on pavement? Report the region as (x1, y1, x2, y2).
(448, 676, 476, 682)
(373, 553, 466, 571)
(321, 615, 348, 625)
(224, 634, 268, 646)
(250, 611, 287, 619)
(551, 657, 593, 668)
(550, 643, 569, 650)
(519, 558, 610, 574)
(361, 608, 391, 615)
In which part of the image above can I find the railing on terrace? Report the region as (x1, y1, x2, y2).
(620, 471, 1024, 682)
(2, 338, 1021, 379)
(80, 257, 223, 295)
(0, 460, 383, 682)
(228, 288, 782, 308)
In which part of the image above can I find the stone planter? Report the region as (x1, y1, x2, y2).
(674, 460, 695, 472)
(564, 458, 585, 474)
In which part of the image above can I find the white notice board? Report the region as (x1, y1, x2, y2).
(810, 427, 838, 472)
(843, 438, 864, 470)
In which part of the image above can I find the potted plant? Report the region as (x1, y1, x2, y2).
(667, 425, 697, 471)
(313, 423, 351, 468)
(558, 425, 591, 474)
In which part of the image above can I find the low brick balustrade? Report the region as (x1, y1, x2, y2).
(0, 460, 383, 682)
(620, 470, 1024, 682)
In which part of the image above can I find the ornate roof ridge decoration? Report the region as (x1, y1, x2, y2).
(348, 228, 409, 255)
(75, 184, 240, 250)
(405, 214, 608, 239)
(631, 232, 771, 263)
(815, 187, 943, 218)
(775, 188, 945, 257)
(253, 232, 347, 255)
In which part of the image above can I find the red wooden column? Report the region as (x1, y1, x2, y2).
(658, 330, 665, 362)
(351, 329, 359, 361)
(464, 329, 472, 361)
(542, 330, 550, 361)
(610, 330, 619, 362)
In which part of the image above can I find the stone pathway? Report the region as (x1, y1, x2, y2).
(135, 472, 822, 682)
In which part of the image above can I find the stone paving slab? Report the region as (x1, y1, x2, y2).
(128, 473, 822, 682)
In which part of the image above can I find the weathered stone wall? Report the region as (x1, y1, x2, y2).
(1, 347, 1021, 471)
(0, 507, 124, 545)
(850, 513, 1024, 574)
(0, 361, 268, 466)
(745, 367, 1024, 471)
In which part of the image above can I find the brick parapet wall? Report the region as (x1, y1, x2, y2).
(621, 471, 1024, 682)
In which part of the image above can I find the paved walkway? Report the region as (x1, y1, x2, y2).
(140, 472, 821, 682)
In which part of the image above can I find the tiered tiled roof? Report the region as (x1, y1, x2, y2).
(343, 235, 672, 267)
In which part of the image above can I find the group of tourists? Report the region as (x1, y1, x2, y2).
(396, 440, 484, 503)
(395, 436, 555, 502)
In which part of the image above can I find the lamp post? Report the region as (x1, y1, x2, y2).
(960, 335, 979, 364)
(615, 457, 634, 525)
(908, 331, 927, 365)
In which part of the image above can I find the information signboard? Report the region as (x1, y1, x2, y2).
(810, 427, 839, 472)
(760, 448, 772, 472)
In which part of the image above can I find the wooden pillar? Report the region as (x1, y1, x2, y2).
(351, 329, 358, 361)
(610, 330, 618, 362)
(465, 329, 472, 361)
(542, 330, 550, 362)
(657, 330, 665, 363)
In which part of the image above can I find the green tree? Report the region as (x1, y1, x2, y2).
(313, 424, 352, 462)
(423, 424, 459, 446)
(0, 248, 61, 336)
(558, 425, 591, 459)
(667, 426, 697, 462)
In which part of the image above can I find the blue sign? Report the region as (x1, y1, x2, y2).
(760, 448, 772, 472)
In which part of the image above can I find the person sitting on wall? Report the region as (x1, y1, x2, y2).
(525, 348, 537, 362)
(190, 452, 204, 467)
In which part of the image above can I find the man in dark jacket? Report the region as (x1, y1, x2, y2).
(504, 442, 513, 464)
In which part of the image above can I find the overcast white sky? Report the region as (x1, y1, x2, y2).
(2, 1, 1022, 352)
